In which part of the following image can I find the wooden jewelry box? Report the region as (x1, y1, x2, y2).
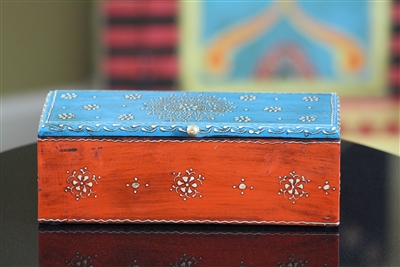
(38, 90, 340, 226)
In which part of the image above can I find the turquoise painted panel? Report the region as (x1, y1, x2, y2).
(201, 1, 370, 80)
(38, 90, 340, 139)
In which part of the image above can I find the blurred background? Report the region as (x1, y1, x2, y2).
(1, 0, 399, 155)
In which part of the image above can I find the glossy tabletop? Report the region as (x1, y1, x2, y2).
(1, 141, 399, 266)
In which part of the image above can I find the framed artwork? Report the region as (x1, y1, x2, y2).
(180, 1, 391, 95)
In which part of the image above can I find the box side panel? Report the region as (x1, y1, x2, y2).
(38, 138, 340, 226)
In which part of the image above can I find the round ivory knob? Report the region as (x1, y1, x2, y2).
(186, 124, 200, 137)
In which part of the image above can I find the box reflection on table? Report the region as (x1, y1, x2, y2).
(39, 225, 338, 266)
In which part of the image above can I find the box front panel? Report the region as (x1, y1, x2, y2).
(38, 138, 340, 226)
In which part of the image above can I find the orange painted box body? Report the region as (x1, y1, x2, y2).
(38, 91, 340, 226)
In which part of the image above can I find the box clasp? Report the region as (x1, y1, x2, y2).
(186, 125, 200, 137)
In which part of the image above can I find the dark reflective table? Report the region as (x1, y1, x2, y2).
(1, 141, 399, 266)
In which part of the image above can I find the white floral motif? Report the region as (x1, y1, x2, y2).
(65, 251, 97, 267)
(278, 253, 308, 267)
(83, 104, 100, 110)
(143, 94, 235, 122)
(125, 94, 141, 100)
(240, 95, 256, 101)
(61, 93, 77, 100)
(263, 106, 282, 112)
(118, 114, 134, 120)
(232, 178, 253, 195)
(170, 168, 205, 201)
(318, 180, 336, 195)
(278, 171, 311, 204)
(302, 96, 319, 102)
(128, 259, 141, 267)
(126, 177, 149, 194)
(64, 167, 101, 201)
(170, 254, 202, 267)
(235, 116, 252, 123)
(299, 116, 316, 122)
(58, 113, 75, 119)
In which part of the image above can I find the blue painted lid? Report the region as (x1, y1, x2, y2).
(38, 90, 340, 139)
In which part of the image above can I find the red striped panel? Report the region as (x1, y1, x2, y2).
(389, 66, 400, 85)
(103, 55, 178, 79)
(101, 1, 178, 18)
(102, 25, 178, 49)
(390, 1, 400, 94)
(391, 35, 400, 54)
(393, 2, 400, 23)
